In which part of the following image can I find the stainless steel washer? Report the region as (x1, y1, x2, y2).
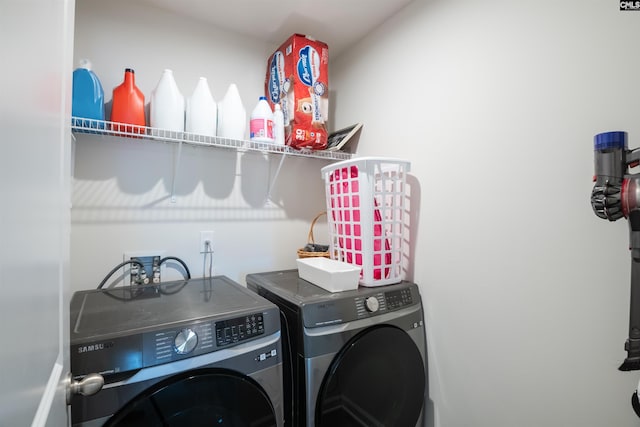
(247, 269, 427, 427)
(70, 276, 284, 426)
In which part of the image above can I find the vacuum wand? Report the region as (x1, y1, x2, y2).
(625, 245, 640, 371)
(622, 205, 640, 371)
(591, 131, 640, 371)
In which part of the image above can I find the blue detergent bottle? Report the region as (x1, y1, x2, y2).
(72, 59, 105, 129)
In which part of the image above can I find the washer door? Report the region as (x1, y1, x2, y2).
(104, 368, 277, 427)
(316, 325, 425, 427)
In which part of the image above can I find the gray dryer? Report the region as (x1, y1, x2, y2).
(247, 269, 427, 427)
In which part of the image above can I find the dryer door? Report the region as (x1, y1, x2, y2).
(316, 325, 425, 427)
(104, 368, 277, 427)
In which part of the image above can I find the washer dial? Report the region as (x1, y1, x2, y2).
(174, 328, 198, 355)
(365, 296, 380, 312)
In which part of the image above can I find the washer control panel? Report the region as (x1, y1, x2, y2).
(141, 311, 266, 368)
(148, 322, 215, 365)
(215, 312, 264, 347)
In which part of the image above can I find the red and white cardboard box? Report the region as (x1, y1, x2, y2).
(265, 34, 329, 150)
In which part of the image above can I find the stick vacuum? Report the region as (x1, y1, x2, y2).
(591, 131, 640, 416)
(591, 131, 640, 371)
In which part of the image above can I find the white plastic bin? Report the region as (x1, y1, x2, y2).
(321, 157, 410, 287)
(296, 257, 360, 293)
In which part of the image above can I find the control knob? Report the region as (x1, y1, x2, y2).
(174, 328, 198, 355)
(365, 296, 380, 312)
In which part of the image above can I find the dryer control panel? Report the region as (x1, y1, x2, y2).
(385, 288, 414, 309)
(355, 288, 413, 318)
(302, 282, 420, 327)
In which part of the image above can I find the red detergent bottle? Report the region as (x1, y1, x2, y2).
(111, 68, 146, 134)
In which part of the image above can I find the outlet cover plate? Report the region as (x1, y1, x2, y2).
(200, 231, 214, 253)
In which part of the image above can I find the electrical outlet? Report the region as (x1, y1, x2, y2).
(200, 231, 214, 253)
(123, 251, 165, 285)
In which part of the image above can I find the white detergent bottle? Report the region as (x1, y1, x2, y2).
(186, 77, 217, 137)
(218, 83, 246, 140)
(150, 69, 185, 132)
(273, 103, 285, 146)
(250, 96, 274, 143)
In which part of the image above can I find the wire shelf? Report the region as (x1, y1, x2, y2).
(71, 117, 353, 161)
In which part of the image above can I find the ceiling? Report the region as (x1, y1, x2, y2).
(136, 0, 415, 57)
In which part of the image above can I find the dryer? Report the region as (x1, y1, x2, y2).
(246, 269, 427, 427)
(69, 276, 284, 427)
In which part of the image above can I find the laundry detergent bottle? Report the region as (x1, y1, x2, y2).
(150, 69, 185, 132)
(250, 96, 274, 143)
(111, 68, 146, 134)
(72, 59, 105, 128)
(217, 83, 246, 140)
(185, 77, 217, 137)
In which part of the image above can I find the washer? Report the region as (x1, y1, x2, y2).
(69, 276, 284, 427)
(246, 269, 427, 427)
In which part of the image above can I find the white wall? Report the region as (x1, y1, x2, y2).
(71, 0, 330, 291)
(1, 1, 73, 425)
(333, 0, 640, 426)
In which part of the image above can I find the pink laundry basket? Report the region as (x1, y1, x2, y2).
(321, 157, 410, 287)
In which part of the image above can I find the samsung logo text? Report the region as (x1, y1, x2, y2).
(77, 342, 112, 353)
